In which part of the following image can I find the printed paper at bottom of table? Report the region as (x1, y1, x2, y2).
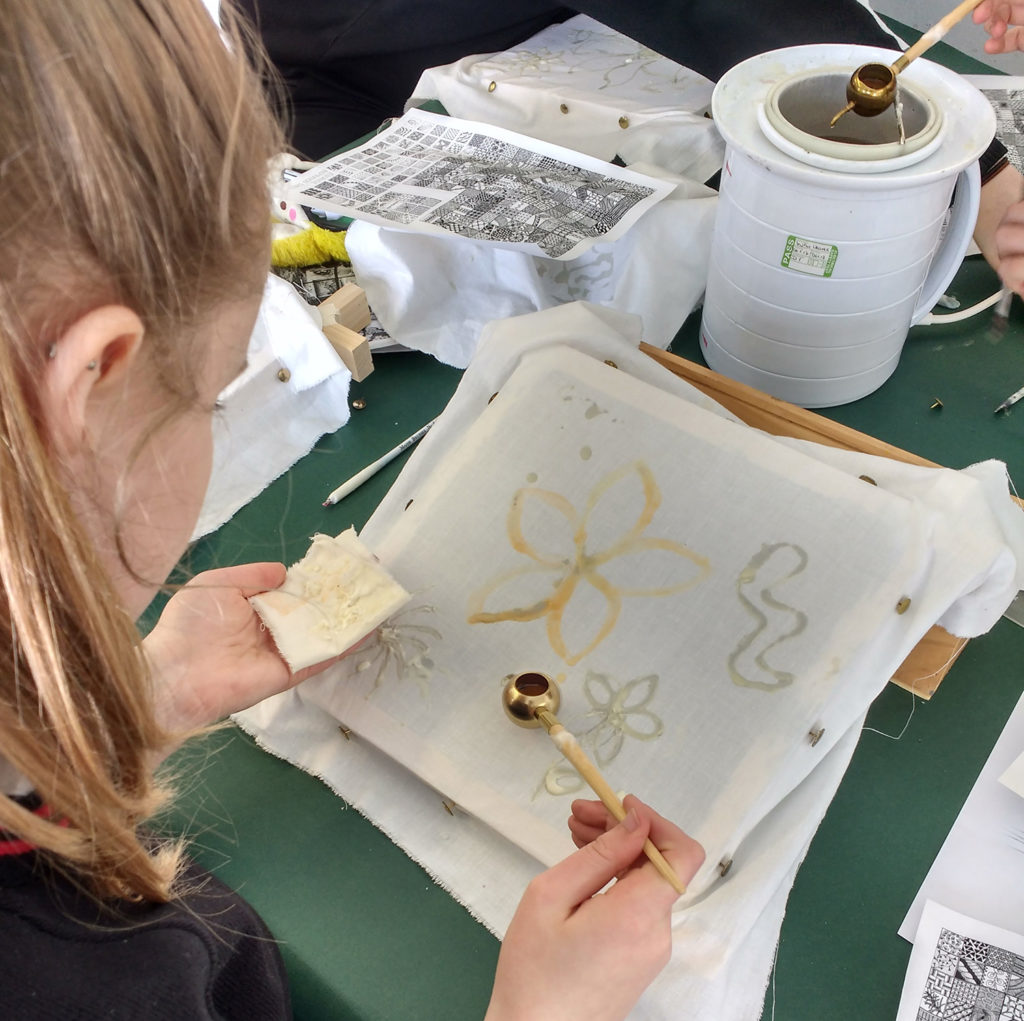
(898, 900, 1024, 1021)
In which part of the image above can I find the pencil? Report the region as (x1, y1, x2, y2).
(323, 418, 436, 506)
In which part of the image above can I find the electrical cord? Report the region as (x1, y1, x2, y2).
(918, 288, 1004, 325)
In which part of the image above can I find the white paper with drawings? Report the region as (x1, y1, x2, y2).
(288, 108, 673, 260)
(897, 900, 1024, 1021)
(963, 76, 1024, 174)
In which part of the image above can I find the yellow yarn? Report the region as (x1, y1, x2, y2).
(271, 224, 349, 267)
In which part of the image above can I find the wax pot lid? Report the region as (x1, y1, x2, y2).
(712, 44, 994, 187)
(760, 70, 943, 173)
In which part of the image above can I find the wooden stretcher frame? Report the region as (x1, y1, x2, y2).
(640, 343, 968, 699)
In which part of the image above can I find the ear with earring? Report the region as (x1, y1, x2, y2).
(48, 343, 96, 369)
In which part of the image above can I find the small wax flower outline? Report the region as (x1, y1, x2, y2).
(583, 670, 663, 764)
(467, 461, 709, 664)
(728, 542, 808, 692)
(543, 671, 663, 797)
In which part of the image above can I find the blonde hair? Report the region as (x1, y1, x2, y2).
(0, 0, 283, 901)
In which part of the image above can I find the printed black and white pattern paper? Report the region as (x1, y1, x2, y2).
(899, 901, 1024, 1021)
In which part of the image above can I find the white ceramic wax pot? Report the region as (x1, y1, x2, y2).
(700, 44, 995, 408)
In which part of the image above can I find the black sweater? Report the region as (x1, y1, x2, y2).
(239, 0, 940, 158)
(0, 847, 290, 1020)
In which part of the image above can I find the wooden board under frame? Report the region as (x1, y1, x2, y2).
(640, 343, 970, 699)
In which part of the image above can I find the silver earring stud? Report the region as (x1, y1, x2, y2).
(86, 360, 97, 370)
(46, 344, 57, 359)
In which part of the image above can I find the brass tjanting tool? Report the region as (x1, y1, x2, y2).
(502, 672, 687, 894)
(831, 0, 985, 126)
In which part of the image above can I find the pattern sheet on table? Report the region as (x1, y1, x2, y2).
(899, 901, 1024, 1021)
(289, 108, 672, 259)
(965, 77, 1024, 174)
(918, 927, 1024, 1020)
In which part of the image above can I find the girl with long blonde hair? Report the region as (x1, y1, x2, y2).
(0, 2, 703, 1017)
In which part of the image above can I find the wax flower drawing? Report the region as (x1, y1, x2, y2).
(346, 603, 442, 693)
(467, 460, 709, 664)
(542, 670, 663, 796)
(490, 22, 695, 96)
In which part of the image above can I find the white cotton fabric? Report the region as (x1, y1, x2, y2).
(346, 165, 716, 368)
(345, 15, 722, 368)
(235, 303, 1024, 1019)
(408, 15, 725, 185)
(762, 442, 1024, 638)
(194, 275, 351, 538)
(249, 529, 411, 673)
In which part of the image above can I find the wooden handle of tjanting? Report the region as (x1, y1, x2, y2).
(546, 722, 688, 895)
(894, 0, 985, 71)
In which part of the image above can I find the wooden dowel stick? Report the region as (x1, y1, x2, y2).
(892, 0, 985, 72)
(542, 717, 688, 895)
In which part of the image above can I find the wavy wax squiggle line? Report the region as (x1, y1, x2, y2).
(728, 543, 808, 692)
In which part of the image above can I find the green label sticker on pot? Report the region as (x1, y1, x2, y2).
(781, 235, 838, 278)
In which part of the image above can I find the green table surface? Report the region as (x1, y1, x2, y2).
(155, 30, 1024, 1021)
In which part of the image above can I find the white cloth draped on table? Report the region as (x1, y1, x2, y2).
(345, 16, 723, 368)
(194, 275, 351, 538)
(408, 15, 724, 183)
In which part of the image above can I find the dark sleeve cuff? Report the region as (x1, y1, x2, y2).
(981, 136, 1010, 185)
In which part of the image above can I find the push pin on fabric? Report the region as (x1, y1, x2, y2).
(501, 672, 687, 894)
